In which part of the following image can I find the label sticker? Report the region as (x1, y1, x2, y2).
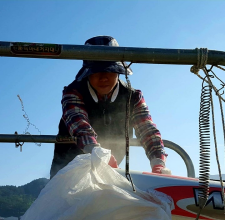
(11, 42, 61, 56)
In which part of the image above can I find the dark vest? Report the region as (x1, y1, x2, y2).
(51, 79, 136, 178)
(67, 79, 135, 143)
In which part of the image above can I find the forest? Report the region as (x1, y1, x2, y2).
(0, 178, 49, 218)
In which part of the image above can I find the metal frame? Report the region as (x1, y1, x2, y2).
(1, 40, 214, 179)
(0, 41, 225, 66)
(0, 134, 195, 178)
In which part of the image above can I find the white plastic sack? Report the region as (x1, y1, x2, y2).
(22, 147, 174, 220)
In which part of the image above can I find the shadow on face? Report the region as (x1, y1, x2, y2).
(88, 72, 119, 96)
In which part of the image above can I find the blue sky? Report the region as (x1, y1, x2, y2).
(0, 0, 225, 186)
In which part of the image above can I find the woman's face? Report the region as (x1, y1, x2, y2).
(89, 72, 118, 96)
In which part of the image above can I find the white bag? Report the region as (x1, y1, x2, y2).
(22, 147, 174, 220)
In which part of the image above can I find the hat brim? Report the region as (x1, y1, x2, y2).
(76, 61, 133, 81)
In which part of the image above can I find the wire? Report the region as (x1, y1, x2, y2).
(122, 62, 135, 192)
(17, 95, 41, 148)
(203, 68, 225, 212)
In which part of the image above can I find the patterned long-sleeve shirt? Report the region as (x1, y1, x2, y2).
(62, 83, 166, 161)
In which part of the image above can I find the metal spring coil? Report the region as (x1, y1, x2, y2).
(198, 81, 212, 209)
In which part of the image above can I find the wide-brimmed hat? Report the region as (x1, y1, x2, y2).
(76, 36, 133, 81)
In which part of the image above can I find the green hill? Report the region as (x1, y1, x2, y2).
(0, 178, 49, 218)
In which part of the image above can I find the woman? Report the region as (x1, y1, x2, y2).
(50, 36, 171, 178)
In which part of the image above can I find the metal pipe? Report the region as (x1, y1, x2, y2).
(0, 134, 195, 177)
(0, 134, 76, 144)
(130, 138, 195, 178)
(162, 140, 195, 178)
(1, 41, 225, 66)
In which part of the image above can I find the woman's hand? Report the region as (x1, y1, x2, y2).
(108, 155, 118, 168)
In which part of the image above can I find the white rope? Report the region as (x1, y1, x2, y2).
(191, 48, 208, 74)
